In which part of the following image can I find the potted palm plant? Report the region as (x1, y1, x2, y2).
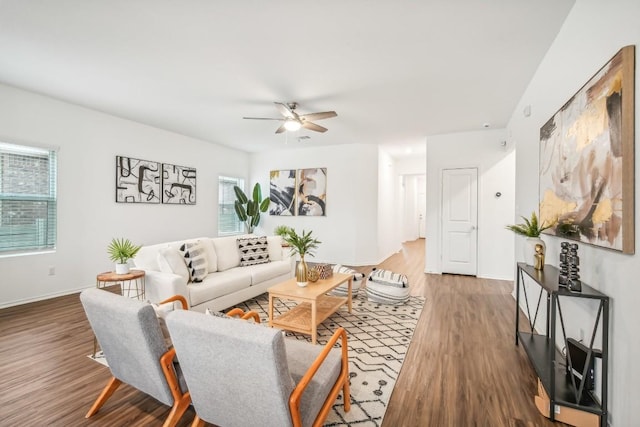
(506, 212, 554, 266)
(108, 238, 142, 274)
(274, 225, 293, 247)
(282, 229, 321, 287)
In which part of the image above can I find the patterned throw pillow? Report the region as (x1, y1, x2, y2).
(237, 236, 270, 267)
(179, 242, 209, 283)
(368, 268, 408, 288)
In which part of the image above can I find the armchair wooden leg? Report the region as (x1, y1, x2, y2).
(343, 380, 351, 412)
(86, 376, 122, 418)
(163, 392, 192, 427)
(191, 415, 206, 427)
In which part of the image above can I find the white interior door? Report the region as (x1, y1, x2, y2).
(417, 175, 426, 238)
(441, 168, 478, 275)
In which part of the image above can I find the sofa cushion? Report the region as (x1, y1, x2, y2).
(266, 236, 284, 261)
(134, 243, 167, 271)
(179, 242, 209, 283)
(249, 260, 293, 284)
(157, 246, 190, 284)
(188, 268, 253, 306)
(213, 235, 244, 271)
(199, 238, 218, 273)
(237, 236, 270, 267)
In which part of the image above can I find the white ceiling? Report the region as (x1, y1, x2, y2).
(0, 1, 575, 157)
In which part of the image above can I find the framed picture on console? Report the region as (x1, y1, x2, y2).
(539, 45, 635, 254)
(115, 156, 161, 204)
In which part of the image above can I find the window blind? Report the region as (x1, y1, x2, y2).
(0, 142, 57, 253)
(218, 176, 244, 234)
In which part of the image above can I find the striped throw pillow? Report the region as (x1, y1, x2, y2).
(179, 241, 209, 283)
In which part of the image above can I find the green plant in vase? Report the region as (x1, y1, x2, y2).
(108, 238, 142, 274)
(274, 225, 294, 246)
(234, 183, 270, 234)
(282, 229, 321, 287)
(506, 212, 555, 267)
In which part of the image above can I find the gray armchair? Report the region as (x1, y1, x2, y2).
(80, 288, 191, 427)
(166, 309, 350, 427)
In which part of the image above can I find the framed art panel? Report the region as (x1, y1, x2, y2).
(296, 168, 327, 216)
(269, 169, 296, 216)
(162, 163, 196, 204)
(539, 45, 635, 253)
(115, 155, 161, 203)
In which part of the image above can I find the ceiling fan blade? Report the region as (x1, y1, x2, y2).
(274, 102, 295, 119)
(275, 123, 287, 134)
(243, 117, 284, 121)
(299, 111, 337, 121)
(301, 121, 328, 133)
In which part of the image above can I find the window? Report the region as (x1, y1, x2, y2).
(218, 176, 244, 235)
(0, 142, 57, 253)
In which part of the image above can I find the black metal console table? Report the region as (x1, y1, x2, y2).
(514, 262, 609, 426)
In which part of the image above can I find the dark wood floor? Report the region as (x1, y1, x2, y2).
(0, 239, 564, 426)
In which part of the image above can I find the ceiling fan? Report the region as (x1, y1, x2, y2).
(243, 102, 337, 133)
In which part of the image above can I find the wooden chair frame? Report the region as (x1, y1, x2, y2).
(86, 294, 191, 427)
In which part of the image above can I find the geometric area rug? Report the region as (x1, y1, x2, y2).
(89, 292, 426, 427)
(230, 292, 426, 427)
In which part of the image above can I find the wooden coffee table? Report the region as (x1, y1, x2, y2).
(268, 273, 353, 344)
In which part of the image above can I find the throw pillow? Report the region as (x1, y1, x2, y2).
(179, 241, 209, 283)
(205, 308, 230, 319)
(237, 236, 270, 267)
(157, 246, 190, 284)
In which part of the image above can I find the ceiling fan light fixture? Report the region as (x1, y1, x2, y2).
(284, 119, 301, 131)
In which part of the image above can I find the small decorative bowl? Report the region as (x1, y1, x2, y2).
(307, 269, 320, 282)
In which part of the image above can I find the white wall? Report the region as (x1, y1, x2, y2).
(250, 144, 381, 266)
(395, 154, 427, 175)
(0, 83, 249, 307)
(377, 148, 402, 261)
(425, 129, 515, 280)
(508, 1, 640, 424)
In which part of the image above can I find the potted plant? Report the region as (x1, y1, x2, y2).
(234, 183, 271, 234)
(108, 238, 142, 274)
(282, 229, 321, 287)
(506, 212, 554, 266)
(274, 225, 293, 247)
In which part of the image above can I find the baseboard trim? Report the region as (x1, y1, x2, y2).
(0, 285, 93, 309)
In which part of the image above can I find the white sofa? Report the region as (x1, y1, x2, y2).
(132, 235, 295, 312)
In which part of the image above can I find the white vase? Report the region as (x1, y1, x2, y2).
(115, 262, 130, 275)
(523, 237, 545, 267)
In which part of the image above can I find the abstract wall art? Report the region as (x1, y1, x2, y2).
(539, 45, 635, 253)
(162, 163, 196, 205)
(269, 170, 296, 216)
(115, 156, 161, 203)
(296, 168, 327, 216)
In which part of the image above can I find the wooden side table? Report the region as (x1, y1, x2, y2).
(96, 269, 146, 300)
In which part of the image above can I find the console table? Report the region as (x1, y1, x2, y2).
(514, 262, 609, 427)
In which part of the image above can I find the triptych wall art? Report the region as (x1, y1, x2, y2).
(115, 155, 196, 205)
(269, 168, 327, 216)
(539, 45, 635, 254)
